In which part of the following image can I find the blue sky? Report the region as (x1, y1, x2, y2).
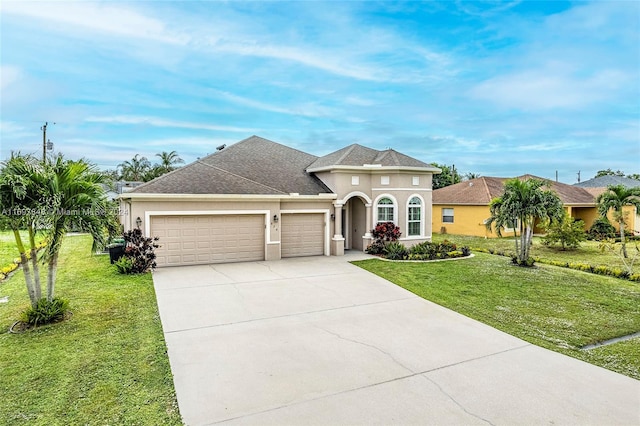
(1, 1, 638, 183)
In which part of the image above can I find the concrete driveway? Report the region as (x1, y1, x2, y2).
(152, 253, 640, 425)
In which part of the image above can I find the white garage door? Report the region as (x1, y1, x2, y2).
(281, 213, 325, 258)
(151, 215, 265, 267)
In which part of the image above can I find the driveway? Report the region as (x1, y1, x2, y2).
(153, 253, 640, 425)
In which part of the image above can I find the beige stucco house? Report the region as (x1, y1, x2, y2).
(119, 136, 440, 267)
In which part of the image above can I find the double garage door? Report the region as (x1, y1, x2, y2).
(151, 213, 324, 267)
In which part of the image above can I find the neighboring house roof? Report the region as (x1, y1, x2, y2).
(433, 175, 596, 205)
(574, 175, 640, 188)
(307, 143, 438, 171)
(129, 136, 332, 195)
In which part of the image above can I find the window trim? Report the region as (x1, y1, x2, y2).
(406, 195, 424, 237)
(442, 207, 454, 223)
(374, 194, 398, 225)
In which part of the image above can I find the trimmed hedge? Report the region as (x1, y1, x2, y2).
(0, 240, 47, 281)
(471, 247, 640, 282)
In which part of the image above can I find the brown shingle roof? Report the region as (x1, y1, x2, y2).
(307, 144, 432, 170)
(130, 136, 332, 195)
(433, 175, 596, 205)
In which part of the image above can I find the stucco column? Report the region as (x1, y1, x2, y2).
(332, 203, 345, 256)
(362, 203, 373, 251)
(333, 203, 343, 239)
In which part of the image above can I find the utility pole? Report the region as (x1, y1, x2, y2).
(41, 122, 55, 162)
(41, 122, 48, 162)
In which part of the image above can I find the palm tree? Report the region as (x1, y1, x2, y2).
(0, 153, 47, 306)
(118, 154, 151, 181)
(596, 185, 640, 258)
(156, 150, 184, 174)
(42, 155, 118, 300)
(485, 178, 564, 266)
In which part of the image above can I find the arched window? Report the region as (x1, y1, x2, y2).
(408, 196, 422, 236)
(376, 197, 395, 223)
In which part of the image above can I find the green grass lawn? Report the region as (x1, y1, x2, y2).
(354, 254, 640, 380)
(0, 234, 182, 425)
(1, 231, 37, 267)
(431, 234, 632, 271)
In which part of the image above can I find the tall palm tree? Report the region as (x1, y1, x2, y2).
(0, 153, 47, 306)
(596, 185, 640, 258)
(118, 154, 151, 181)
(486, 178, 564, 266)
(156, 150, 184, 174)
(42, 155, 118, 300)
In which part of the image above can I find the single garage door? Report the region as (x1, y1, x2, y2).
(151, 215, 265, 267)
(281, 213, 325, 258)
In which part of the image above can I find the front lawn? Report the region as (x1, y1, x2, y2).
(431, 234, 632, 271)
(0, 234, 181, 425)
(353, 253, 640, 380)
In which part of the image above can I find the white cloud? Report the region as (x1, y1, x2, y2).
(85, 116, 252, 133)
(0, 1, 187, 44)
(469, 67, 631, 111)
(0, 65, 21, 90)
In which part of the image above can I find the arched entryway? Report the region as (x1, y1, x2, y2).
(343, 196, 367, 250)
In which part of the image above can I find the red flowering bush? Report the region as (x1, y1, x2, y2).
(366, 222, 401, 254)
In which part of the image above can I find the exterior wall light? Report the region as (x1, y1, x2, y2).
(136, 217, 142, 228)
(273, 214, 279, 223)
(330, 214, 335, 221)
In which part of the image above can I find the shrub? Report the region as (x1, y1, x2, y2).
(21, 297, 69, 326)
(541, 213, 586, 250)
(366, 222, 402, 255)
(119, 228, 159, 274)
(383, 241, 408, 260)
(371, 222, 401, 243)
(587, 218, 617, 241)
(114, 256, 135, 274)
(511, 255, 535, 267)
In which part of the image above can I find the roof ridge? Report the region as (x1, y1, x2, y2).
(335, 144, 358, 165)
(195, 160, 287, 194)
(374, 149, 389, 163)
(480, 177, 493, 201)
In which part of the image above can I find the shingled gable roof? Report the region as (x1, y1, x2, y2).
(433, 175, 596, 205)
(574, 175, 640, 189)
(306, 143, 436, 171)
(128, 136, 331, 195)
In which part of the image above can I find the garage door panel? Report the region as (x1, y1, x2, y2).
(151, 214, 265, 267)
(281, 213, 324, 258)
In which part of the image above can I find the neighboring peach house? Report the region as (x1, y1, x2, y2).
(119, 136, 441, 267)
(575, 175, 640, 235)
(432, 175, 603, 238)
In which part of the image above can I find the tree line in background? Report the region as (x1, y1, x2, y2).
(431, 165, 640, 190)
(105, 150, 185, 182)
(595, 169, 640, 180)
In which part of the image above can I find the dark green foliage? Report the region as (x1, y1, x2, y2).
(511, 255, 535, 267)
(114, 256, 135, 274)
(587, 217, 617, 241)
(120, 228, 159, 274)
(383, 241, 408, 260)
(365, 240, 386, 255)
(20, 297, 69, 326)
(541, 213, 586, 250)
(431, 163, 462, 189)
(407, 240, 471, 260)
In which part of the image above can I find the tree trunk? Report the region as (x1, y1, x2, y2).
(519, 223, 527, 263)
(47, 252, 58, 302)
(619, 220, 628, 258)
(28, 224, 42, 300)
(13, 229, 38, 307)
